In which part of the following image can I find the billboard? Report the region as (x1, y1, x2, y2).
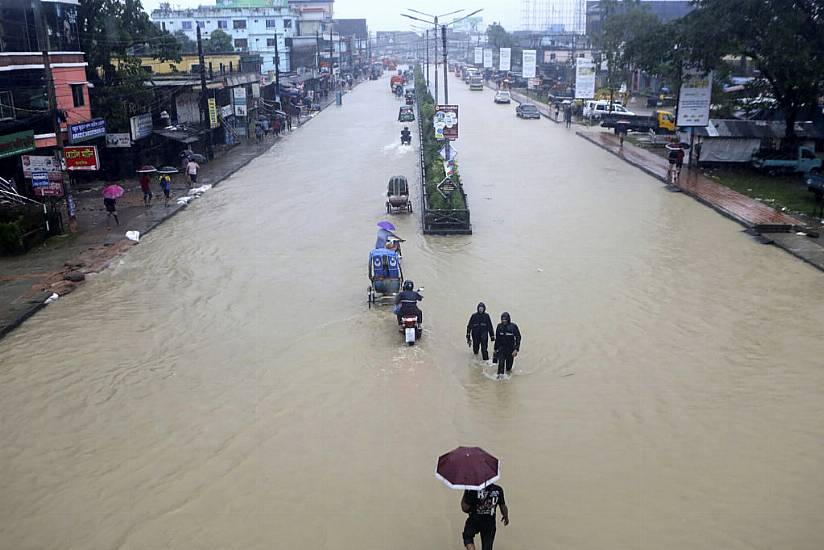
(433, 104, 459, 141)
(677, 69, 713, 127)
(575, 58, 596, 99)
(522, 50, 537, 78)
(130, 113, 153, 141)
(474, 47, 483, 65)
(68, 119, 106, 144)
(483, 48, 493, 69)
(499, 48, 511, 72)
(233, 87, 247, 117)
(64, 145, 100, 171)
(21, 155, 59, 177)
(105, 133, 131, 148)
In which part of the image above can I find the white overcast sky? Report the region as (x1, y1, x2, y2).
(142, 0, 519, 31)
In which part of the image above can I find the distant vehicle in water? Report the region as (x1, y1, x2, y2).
(398, 106, 415, 123)
(469, 76, 484, 91)
(494, 91, 511, 104)
(516, 103, 541, 119)
(583, 100, 635, 119)
(600, 110, 676, 134)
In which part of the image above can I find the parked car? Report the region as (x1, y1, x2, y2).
(583, 100, 635, 119)
(494, 91, 511, 104)
(516, 103, 541, 119)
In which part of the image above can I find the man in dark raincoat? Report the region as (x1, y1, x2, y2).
(494, 312, 521, 378)
(466, 302, 495, 361)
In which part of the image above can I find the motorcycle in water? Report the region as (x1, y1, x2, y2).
(400, 130, 411, 145)
(397, 288, 423, 345)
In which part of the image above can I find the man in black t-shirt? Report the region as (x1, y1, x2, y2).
(461, 484, 509, 550)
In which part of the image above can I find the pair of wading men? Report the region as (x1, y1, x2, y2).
(466, 304, 522, 378)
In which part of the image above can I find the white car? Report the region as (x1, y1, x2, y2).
(494, 91, 511, 104)
(583, 101, 635, 119)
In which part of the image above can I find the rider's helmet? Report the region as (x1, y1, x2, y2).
(403, 126, 409, 131)
(403, 281, 414, 291)
(501, 312, 511, 323)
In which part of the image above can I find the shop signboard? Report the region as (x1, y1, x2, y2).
(208, 98, 219, 128)
(68, 118, 106, 144)
(252, 83, 261, 98)
(31, 172, 49, 188)
(220, 105, 233, 119)
(499, 48, 511, 72)
(433, 104, 459, 141)
(522, 50, 537, 78)
(575, 58, 596, 99)
(129, 113, 153, 141)
(483, 48, 493, 69)
(64, 145, 100, 171)
(105, 133, 131, 148)
(21, 154, 59, 177)
(233, 87, 247, 117)
(677, 69, 713, 127)
(32, 172, 64, 197)
(474, 47, 483, 65)
(0, 130, 35, 159)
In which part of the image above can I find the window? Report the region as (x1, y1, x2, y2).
(267, 38, 276, 47)
(234, 39, 248, 49)
(71, 84, 85, 107)
(284, 19, 292, 29)
(196, 21, 205, 28)
(233, 20, 246, 29)
(0, 91, 15, 121)
(181, 21, 192, 30)
(266, 19, 277, 28)
(218, 20, 228, 29)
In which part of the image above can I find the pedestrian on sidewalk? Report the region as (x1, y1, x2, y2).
(186, 159, 200, 186)
(273, 117, 282, 137)
(139, 173, 153, 207)
(461, 484, 509, 550)
(493, 312, 521, 379)
(564, 105, 572, 128)
(466, 302, 495, 361)
(104, 196, 119, 228)
(159, 174, 171, 207)
(554, 103, 560, 121)
(255, 123, 264, 143)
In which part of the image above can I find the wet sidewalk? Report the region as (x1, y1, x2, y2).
(0, 91, 345, 339)
(578, 130, 824, 271)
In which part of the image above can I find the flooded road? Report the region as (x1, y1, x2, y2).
(2, 71, 824, 550)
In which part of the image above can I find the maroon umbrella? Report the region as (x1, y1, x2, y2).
(435, 447, 500, 490)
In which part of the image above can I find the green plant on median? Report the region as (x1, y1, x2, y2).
(414, 66, 468, 211)
(706, 167, 819, 217)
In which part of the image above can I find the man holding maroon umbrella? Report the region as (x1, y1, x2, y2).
(461, 483, 509, 550)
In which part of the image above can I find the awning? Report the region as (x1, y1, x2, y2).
(152, 128, 203, 144)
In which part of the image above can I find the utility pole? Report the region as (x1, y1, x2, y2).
(425, 30, 430, 88)
(329, 26, 334, 83)
(34, 0, 75, 231)
(442, 25, 449, 103)
(315, 30, 320, 74)
(197, 26, 214, 159)
(433, 16, 439, 104)
(273, 32, 281, 106)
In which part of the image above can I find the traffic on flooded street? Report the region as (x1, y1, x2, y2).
(2, 2, 824, 549)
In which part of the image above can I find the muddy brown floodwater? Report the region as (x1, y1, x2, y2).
(2, 71, 824, 550)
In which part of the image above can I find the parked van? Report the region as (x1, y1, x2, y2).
(583, 100, 635, 119)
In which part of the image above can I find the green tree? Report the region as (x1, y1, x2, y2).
(681, 0, 824, 141)
(485, 22, 513, 49)
(174, 30, 197, 55)
(206, 29, 233, 53)
(90, 57, 154, 132)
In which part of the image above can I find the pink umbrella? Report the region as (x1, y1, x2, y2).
(102, 184, 124, 199)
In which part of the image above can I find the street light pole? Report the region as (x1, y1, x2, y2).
(433, 16, 438, 104)
(425, 30, 430, 88)
(442, 25, 449, 103)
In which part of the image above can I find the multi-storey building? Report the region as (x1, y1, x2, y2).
(151, 0, 296, 74)
(0, 0, 91, 181)
(288, 0, 333, 36)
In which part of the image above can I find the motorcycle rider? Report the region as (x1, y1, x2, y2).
(493, 312, 521, 378)
(466, 302, 495, 361)
(395, 280, 423, 326)
(401, 126, 411, 144)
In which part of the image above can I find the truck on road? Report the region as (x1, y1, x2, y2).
(601, 110, 676, 134)
(752, 146, 822, 174)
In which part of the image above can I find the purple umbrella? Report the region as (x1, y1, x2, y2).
(377, 221, 396, 231)
(435, 447, 500, 490)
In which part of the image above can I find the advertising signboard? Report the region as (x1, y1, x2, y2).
(21, 154, 58, 177)
(0, 130, 35, 159)
(129, 113, 152, 141)
(433, 105, 459, 141)
(575, 58, 596, 99)
(31, 172, 49, 188)
(499, 48, 511, 72)
(474, 47, 483, 65)
(64, 145, 100, 171)
(68, 118, 106, 144)
(220, 105, 233, 119)
(483, 48, 493, 68)
(32, 172, 64, 197)
(233, 87, 247, 117)
(522, 50, 537, 78)
(105, 133, 131, 148)
(677, 69, 713, 127)
(208, 98, 219, 128)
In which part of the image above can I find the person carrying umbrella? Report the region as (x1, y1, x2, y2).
(375, 221, 403, 250)
(435, 447, 510, 550)
(102, 184, 124, 228)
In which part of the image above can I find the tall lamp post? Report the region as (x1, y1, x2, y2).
(401, 8, 483, 104)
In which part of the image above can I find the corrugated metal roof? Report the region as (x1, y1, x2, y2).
(692, 119, 824, 139)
